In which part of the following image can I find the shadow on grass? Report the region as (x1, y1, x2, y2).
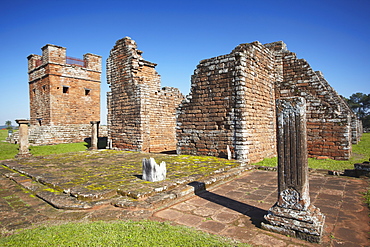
(84, 137, 108, 149)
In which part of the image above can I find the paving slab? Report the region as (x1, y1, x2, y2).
(1, 150, 251, 209)
(153, 170, 369, 246)
(0, 156, 369, 246)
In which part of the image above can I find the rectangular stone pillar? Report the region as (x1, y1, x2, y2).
(15, 119, 32, 158)
(262, 97, 325, 243)
(90, 121, 100, 150)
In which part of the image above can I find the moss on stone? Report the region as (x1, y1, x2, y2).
(8, 150, 242, 201)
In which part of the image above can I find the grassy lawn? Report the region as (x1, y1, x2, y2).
(0, 220, 250, 247)
(1, 129, 369, 169)
(256, 133, 370, 170)
(0, 129, 368, 246)
(0, 129, 88, 160)
(0, 130, 19, 160)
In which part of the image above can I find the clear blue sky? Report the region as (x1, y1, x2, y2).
(0, 0, 369, 125)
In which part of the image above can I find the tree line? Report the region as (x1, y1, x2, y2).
(345, 92, 370, 130)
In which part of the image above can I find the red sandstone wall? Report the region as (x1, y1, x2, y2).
(265, 41, 354, 160)
(107, 38, 143, 150)
(107, 37, 184, 152)
(177, 53, 239, 158)
(28, 44, 101, 127)
(147, 87, 184, 152)
(177, 42, 276, 163)
(233, 43, 277, 163)
(178, 41, 358, 162)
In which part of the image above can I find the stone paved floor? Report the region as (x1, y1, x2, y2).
(0, 168, 369, 246)
(152, 170, 369, 246)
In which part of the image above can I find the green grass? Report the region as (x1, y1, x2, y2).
(364, 189, 370, 209)
(0, 130, 20, 160)
(255, 133, 370, 171)
(29, 142, 88, 156)
(0, 129, 88, 160)
(0, 129, 9, 140)
(0, 220, 250, 247)
(1, 129, 370, 170)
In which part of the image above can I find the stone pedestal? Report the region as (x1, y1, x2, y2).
(90, 121, 100, 150)
(262, 97, 325, 243)
(15, 119, 32, 158)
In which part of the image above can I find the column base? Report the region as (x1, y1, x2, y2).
(262, 203, 325, 243)
(15, 153, 32, 159)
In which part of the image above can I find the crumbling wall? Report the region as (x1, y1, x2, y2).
(178, 40, 359, 162)
(351, 117, 363, 144)
(11, 125, 108, 146)
(265, 41, 355, 160)
(177, 42, 276, 163)
(27, 44, 102, 144)
(107, 37, 184, 152)
(28, 125, 108, 145)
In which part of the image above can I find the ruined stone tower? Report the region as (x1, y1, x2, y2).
(177, 41, 361, 162)
(177, 42, 277, 163)
(27, 44, 102, 144)
(107, 37, 184, 152)
(265, 41, 360, 160)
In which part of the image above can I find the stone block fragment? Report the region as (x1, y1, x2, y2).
(142, 158, 166, 182)
(15, 119, 32, 158)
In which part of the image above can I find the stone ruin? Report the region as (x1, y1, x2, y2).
(106, 37, 184, 153)
(177, 41, 362, 163)
(261, 97, 325, 243)
(142, 158, 167, 182)
(11, 37, 363, 244)
(22, 37, 362, 164)
(26, 44, 105, 145)
(15, 119, 32, 158)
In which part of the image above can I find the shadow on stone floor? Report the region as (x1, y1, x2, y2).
(190, 182, 268, 228)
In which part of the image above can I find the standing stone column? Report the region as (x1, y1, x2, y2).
(90, 121, 100, 150)
(262, 97, 325, 243)
(15, 119, 32, 158)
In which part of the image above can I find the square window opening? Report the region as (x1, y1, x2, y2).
(85, 89, 91, 96)
(63, 86, 69, 94)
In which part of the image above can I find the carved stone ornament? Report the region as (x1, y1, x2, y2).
(280, 188, 303, 210)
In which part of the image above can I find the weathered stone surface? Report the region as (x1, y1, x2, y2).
(106, 37, 184, 153)
(36, 190, 93, 210)
(15, 119, 32, 158)
(27, 44, 102, 145)
(69, 187, 117, 201)
(15, 124, 108, 146)
(177, 42, 276, 164)
(177, 41, 361, 162)
(354, 160, 370, 177)
(89, 121, 100, 150)
(354, 161, 370, 171)
(1, 166, 368, 246)
(266, 41, 361, 160)
(142, 158, 167, 182)
(2, 150, 246, 210)
(262, 97, 325, 243)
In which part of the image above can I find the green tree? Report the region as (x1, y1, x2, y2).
(346, 93, 370, 129)
(5, 120, 13, 131)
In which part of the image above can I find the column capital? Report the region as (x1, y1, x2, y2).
(16, 119, 30, 125)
